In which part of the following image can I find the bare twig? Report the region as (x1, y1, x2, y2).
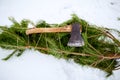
(101, 30, 120, 46)
(115, 65, 120, 70)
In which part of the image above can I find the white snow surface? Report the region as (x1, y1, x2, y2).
(0, 48, 118, 80)
(0, 0, 120, 30)
(0, 0, 120, 80)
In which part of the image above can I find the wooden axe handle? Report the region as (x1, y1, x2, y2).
(26, 25, 82, 35)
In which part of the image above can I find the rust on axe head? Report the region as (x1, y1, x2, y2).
(67, 22, 84, 47)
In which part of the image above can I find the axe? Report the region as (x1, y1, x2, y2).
(26, 23, 84, 47)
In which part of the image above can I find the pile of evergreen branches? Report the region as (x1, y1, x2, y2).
(0, 14, 120, 76)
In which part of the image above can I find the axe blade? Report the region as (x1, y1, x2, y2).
(67, 22, 84, 47)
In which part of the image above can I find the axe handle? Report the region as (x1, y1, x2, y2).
(26, 25, 82, 35)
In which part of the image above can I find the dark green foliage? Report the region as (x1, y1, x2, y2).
(117, 17, 120, 21)
(0, 14, 120, 76)
(2, 50, 17, 60)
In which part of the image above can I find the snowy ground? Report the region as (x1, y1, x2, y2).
(0, 0, 120, 80)
(0, 48, 118, 80)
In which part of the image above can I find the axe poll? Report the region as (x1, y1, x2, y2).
(26, 23, 84, 47)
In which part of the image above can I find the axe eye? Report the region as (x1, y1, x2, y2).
(67, 22, 84, 47)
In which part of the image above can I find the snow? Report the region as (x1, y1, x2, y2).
(0, 0, 120, 30)
(0, 48, 115, 80)
(0, 0, 120, 80)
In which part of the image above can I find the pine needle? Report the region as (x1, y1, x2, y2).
(0, 14, 120, 76)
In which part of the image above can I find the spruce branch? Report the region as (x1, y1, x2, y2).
(0, 14, 120, 75)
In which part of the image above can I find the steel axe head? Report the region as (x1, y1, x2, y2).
(67, 22, 84, 47)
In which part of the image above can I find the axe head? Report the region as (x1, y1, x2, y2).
(67, 22, 84, 47)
